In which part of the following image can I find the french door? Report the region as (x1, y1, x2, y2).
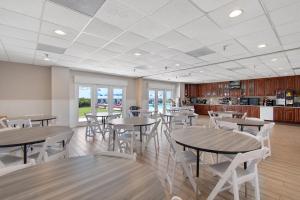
(78, 85, 125, 123)
(148, 89, 173, 113)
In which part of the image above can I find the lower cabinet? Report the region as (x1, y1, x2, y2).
(284, 108, 295, 122)
(295, 108, 300, 123)
(273, 107, 284, 121)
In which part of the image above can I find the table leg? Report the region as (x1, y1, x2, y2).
(41, 120, 44, 127)
(23, 144, 27, 164)
(258, 126, 261, 131)
(196, 150, 200, 177)
(113, 130, 116, 151)
(190, 117, 192, 126)
(46, 120, 49, 126)
(240, 125, 244, 131)
(140, 126, 142, 142)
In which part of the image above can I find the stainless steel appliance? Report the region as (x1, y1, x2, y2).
(276, 90, 286, 106)
(285, 90, 294, 106)
(240, 97, 249, 105)
(249, 98, 260, 105)
(294, 90, 300, 107)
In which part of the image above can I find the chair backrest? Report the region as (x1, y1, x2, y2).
(160, 113, 171, 130)
(95, 151, 137, 161)
(219, 113, 233, 118)
(113, 124, 135, 155)
(7, 119, 32, 128)
(245, 117, 263, 121)
(148, 119, 161, 138)
(37, 131, 74, 163)
(233, 130, 260, 141)
(241, 112, 247, 119)
(171, 115, 188, 129)
(163, 129, 177, 156)
(107, 113, 121, 121)
(217, 120, 238, 131)
(140, 111, 152, 117)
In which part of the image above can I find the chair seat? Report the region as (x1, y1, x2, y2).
(177, 151, 198, 163)
(209, 161, 246, 177)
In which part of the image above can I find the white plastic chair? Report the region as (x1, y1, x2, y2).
(7, 119, 32, 128)
(217, 120, 238, 131)
(143, 120, 161, 155)
(171, 115, 188, 130)
(95, 151, 137, 161)
(164, 129, 198, 193)
(160, 113, 170, 134)
(85, 114, 105, 139)
(257, 123, 274, 159)
(206, 148, 266, 200)
(35, 131, 74, 163)
(243, 117, 264, 135)
(113, 124, 136, 156)
(208, 111, 219, 129)
(241, 112, 247, 119)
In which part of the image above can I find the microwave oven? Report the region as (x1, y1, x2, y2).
(249, 98, 260, 105)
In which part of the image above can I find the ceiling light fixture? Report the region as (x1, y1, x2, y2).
(44, 54, 50, 61)
(257, 44, 267, 48)
(134, 52, 142, 56)
(271, 58, 278, 62)
(175, 63, 180, 67)
(229, 9, 243, 18)
(54, 29, 66, 36)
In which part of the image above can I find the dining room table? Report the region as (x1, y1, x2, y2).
(172, 126, 261, 177)
(0, 126, 73, 163)
(212, 111, 244, 118)
(108, 117, 156, 150)
(220, 117, 268, 131)
(8, 115, 57, 126)
(0, 155, 166, 200)
(163, 111, 198, 126)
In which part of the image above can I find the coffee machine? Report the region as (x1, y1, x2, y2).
(286, 90, 294, 106)
(276, 90, 285, 106)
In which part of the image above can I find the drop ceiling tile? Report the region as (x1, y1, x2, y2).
(76, 33, 107, 48)
(138, 41, 167, 54)
(130, 17, 171, 39)
(89, 49, 119, 61)
(39, 34, 71, 48)
(35, 50, 61, 61)
(0, 0, 43, 18)
(79, 59, 102, 68)
(121, 0, 169, 15)
(191, 0, 234, 12)
(5, 45, 35, 56)
(269, 2, 300, 26)
(84, 18, 123, 41)
(40, 21, 78, 41)
(224, 15, 272, 38)
(262, 0, 299, 12)
(170, 53, 202, 65)
(154, 31, 194, 48)
(275, 21, 300, 37)
(96, 0, 144, 29)
(0, 24, 38, 42)
(150, 0, 204, 29)
(43, 1, 91, 31)
(0, 35, 36, 49)
(65, 42, 97, 57)
(58, 54, 82, 63)
(177, 16, 232, 45)
(208, 0, 264, 28)
(156, 48, 182, 58)
(280, 32, 300, 46)
(0, 8, 40, 32)
(237, 29, 281, 54)
(200, 52, 228, 62)
(172, 40, 204, 53)
(208, 40, 248, 57)
(9, 54, 34, 64)
(114, 32, 147, 48)
(103, 42, 130, 53)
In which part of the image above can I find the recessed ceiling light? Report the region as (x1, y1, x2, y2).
(271, 58, 278, 62)
(257, 44, 267, 48)
(199, 70, 204, 73)
(229, 9, 243, 18)
(44, 54, 50, 61)
(54, 29, 66, 36)
(175, 63, 180, 67)
(134, 52, 142, 56)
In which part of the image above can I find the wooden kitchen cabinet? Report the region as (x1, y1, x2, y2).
(190, 84, 198, 97)
(273, 107, 284, 122)
(285, 76, 295, 89)
(249, 106, 260, 118)
(295, 108, 300, 123)
(265, 78, 276, 96)
(254, 79, 265, 96)
(275, 77, 286, 91)
(194, 105, 210, 115)
(284, 107, 295, 122)
(295, 75, 300, 90)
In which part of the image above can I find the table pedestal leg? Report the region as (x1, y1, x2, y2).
(23, 144, 27, 164)
(196, 150, 200, 177)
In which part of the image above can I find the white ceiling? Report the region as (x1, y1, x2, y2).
(0, 0, 300, 82)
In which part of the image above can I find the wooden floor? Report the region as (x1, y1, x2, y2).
(69, 116, 300, 200)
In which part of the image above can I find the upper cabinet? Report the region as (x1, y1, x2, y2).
(265, 78, 276, 96)
(286, 76, 295, 90)
(295, 75, 300, 90)
(254, 79, 265, 96)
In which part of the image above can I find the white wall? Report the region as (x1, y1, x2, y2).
(0, 61, 51, 117)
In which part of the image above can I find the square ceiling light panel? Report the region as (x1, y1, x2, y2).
(36, 43, 67, 54)
(49, 0, 106, 17)
(186, 47, 215, 58)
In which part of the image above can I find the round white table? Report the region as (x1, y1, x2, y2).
(8, 115, 57, 126)
(0, 126, 73, 163)
(172, 127, 261, 177)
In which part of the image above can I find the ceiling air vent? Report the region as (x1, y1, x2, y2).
(36, 43, 66, 54)
(227, 66, 246, 71)
(293, 67, 300, 70)
(49, 0, 106, 17)
(186, 47, 215, 58)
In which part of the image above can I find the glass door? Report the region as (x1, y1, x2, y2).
(157, 90, 164, 113)
(112, 88, 123, 114)
(96, 87, 109, 114)
(165, 90, 172, 111)
(148, 90, 155, 112)
(78, 85, 92, 122)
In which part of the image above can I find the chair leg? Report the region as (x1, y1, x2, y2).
(254, 168, 260, 200)
(232, 173, 240, 200)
